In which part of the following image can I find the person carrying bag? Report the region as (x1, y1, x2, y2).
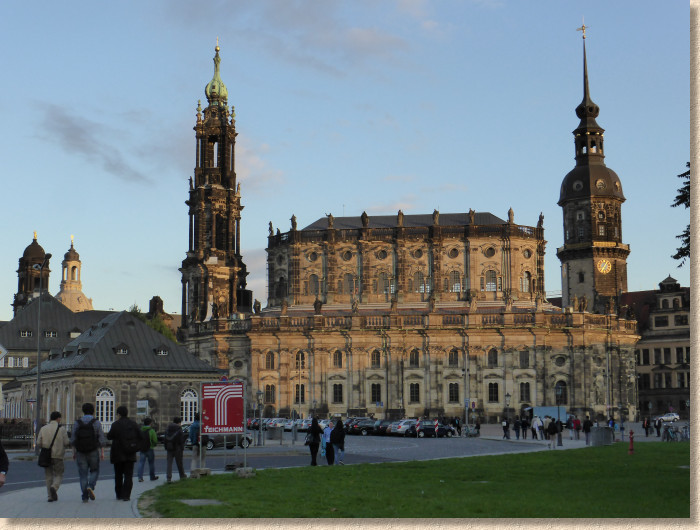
(37, 411, 72, 502)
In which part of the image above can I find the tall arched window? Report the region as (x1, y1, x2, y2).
(487, 349, 498, 368)
(264, 384, 276, 404)
(448, 349, 459, 367)
(370, 350, 381, 368)
(488, 382, 499, 402)
(554, 380, 568, 405)
(376, 272, 389, 294)
(309, 274, 319, 296)
(413, 271, 425, 293)
(180, 388, 198, 424)
(296, 351, 306, 369)
(520, 382, 531, 402)
(449, 271, 461, 293)
(409, 349, 420, 368)
(71, 266, 78, 281)
(265, 352, 275, 370)
(484, 270, 497, 292)
(333, 350, 343, 368)
(95, 387, 115, 430)
(276, 277, 287, 298)
(521, 272, 531, 293)
(341, 273, 354, 295)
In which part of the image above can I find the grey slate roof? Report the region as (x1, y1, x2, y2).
(302, 212, 506, 231)
(25, 311, 219, 376)
(0, 293, 112, 351)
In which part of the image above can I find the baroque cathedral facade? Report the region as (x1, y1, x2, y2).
(180, 39, 640, 423)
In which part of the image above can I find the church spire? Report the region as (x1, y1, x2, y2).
(572, 25, 604, 165)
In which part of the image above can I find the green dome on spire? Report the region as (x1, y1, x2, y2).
(205, 43, 228, 106)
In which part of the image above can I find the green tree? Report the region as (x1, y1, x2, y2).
(671, 162, 690, 266)
(125, 304, 177, 342)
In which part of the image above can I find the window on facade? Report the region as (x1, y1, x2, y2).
(180, 388, 198, 423)
(488, 383, 499, 402)
(45, 331, 58, 338)
(448, 349, 459, 367)
(409, 383, 420, 403)
(554, 381, 568, 405)
(598, 225, 605, 236)
(639, 373, 650, 390)
(673, 298, 680, 309)
(448, 383, 459, 403)
(677, 373, 685, 389)
(521, 272, 531, 293)
(155, 348, 168, 356)
(371, 383, 382, 403)
(333, 350, 342, 368)
(578, 227, 584, 239)
(674, 314, 688, 326)
(578, 272, 585, 283)
(96, 388, 115, 428)
(413, 271, 426, 293)
(664, 373, 672, 389)
(308, 274, 319, 296)
(519, 350, 529, 368)
(332, 384, 343, 403)
(654, 348, 661, 364)
(265, 384, 275, 403)
(520, 382, 531, 402)
(685, 347, 691, 363)
(370, 350, 381, 368)
(655, 316, 668, 327)
(409, 350, 419, 368)
(276, 277, 287, 299)
(448, 271, 461, 293)
(265, 352, 275, 370)
(487, 349, 498, 368)
(376, 272, 390, 294)
(663, 348, 671, 364)
(642, 349, 650, 365)
(295, 384, 305, 404)
(20, 330, 32, 338)
(484, 270, 497, 292)
(661, 299, 669, 309)
(296, 352, 305, 369)
(340, 273, 354, 295)
(653, 373, 662, 389)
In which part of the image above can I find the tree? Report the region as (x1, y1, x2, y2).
(671, 162, 690, 266)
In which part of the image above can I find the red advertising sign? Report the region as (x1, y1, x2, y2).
(201, 381, 245, 434)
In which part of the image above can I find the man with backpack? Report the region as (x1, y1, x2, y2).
(106, 405, 143, 502)
(164, 417, 187, 483)
(137, 418, 159, 483)
(71, 402, 106, 503)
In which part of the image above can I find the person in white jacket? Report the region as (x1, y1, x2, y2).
(37, 411, 72, 502)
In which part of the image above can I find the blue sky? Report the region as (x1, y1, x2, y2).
(0, 1, 689, 320)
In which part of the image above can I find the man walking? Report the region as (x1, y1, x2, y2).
(164, 417, 187, 483)
(106, 405, 141, 501)
(137, 418, 159, 482)
(0, 439, 8, 489)
(582, 415, 593, 446)
(37, 411, 71, 502)
(71, 402, 106, 503)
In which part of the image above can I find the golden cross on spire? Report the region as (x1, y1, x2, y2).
(33, 231, 37, 240)
(216, 36, 220, 52)
(576, 18, 588, 39)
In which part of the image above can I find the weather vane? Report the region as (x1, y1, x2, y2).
(576, 18, 588, 40)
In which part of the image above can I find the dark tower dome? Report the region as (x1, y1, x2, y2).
(559, 164, 625, 205)
(64, 239, 80, 261)
(23, 232, 46, 260)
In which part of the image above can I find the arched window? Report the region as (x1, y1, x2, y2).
(264, 384, 275, 404)
(413, 271, 425, 293)
(296, 351, 306, 369)
(448, 349, 459, 367)
(449, 271, 461, 293)
(520, 382, 531, 402)
(341, 273, 355, 295)
(309, 274, 319, 296)
(370, 350, 381, 368)
(409, 349, 420, 368)
(180, 388, 198, 424)
(484, 270, 497, 292)
(265, 352, 275, 370)
(554, 381, 568, 405)
(95, 387, 115, 430)
(376, 272, 389, 294)
(276, 277, 287, 299)
(662, 299, 669, 309)
(333, 350, 343, 368)
(71, 266, 78, 281)
(521, 272, 531, 293)
(673, 298, 680, 309)
(487, 349, 498, 368)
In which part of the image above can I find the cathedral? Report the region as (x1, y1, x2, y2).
(180, 37, 640, 424)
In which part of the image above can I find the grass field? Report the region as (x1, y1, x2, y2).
(142, 442, 690, 518)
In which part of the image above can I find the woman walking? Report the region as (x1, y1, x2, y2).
(307, 418, 324, 466)
(330, 420, 346, 465)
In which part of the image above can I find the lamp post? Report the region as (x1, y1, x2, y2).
(312, 399, 317, 418)
(555, 385, 563, 446)
(256, 390, 263, 446)
(505, 392, 511, 438)
(34, 253, 51, 442)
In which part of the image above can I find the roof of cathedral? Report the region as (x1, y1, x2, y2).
(301, 212, 507, 231)
(63, 240, 80, 262)
(24, 311, 219, 376)
(0, 293, 111, 351)
(22, 235, 46, 261)
(204, 43, 228, 106)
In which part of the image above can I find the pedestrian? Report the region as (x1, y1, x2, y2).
(620, 417, 625, 441)
(137, 418, 159, 483)
(502, 418, 509, 439)
(530, 417, 538, 439)
(582, 415, 593, 445)
(306, 417, 323, 466)
(475, 417, 480, 434)
(520, 416, 528, 440)
(0, 439, 7, 489)
(37, 411, 71, 502)
(655, 417, 662, 437)
(189, 412, 207, 476)
(543, 416, 551, 441)
(642, 417, 650, 437)
(71, 402, 106, 503)
(106, 405, 141, 502)
(547, 417, 558, 449)
(567, 416, 574, 440)
(323, 421, 335, 465)
(164, 417, 187, 483)
(330, 419, 346, 465)
(573, 416, 581, 440)
(513, 417, 521, 440)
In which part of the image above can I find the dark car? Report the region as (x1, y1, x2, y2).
(404, 420, 454, 438)
(348, 419, 376, 436)
(373, 419, 393, 435)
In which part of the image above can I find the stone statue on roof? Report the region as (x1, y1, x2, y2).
(327, 213, 334, 229)
(508, 207, 514, 224)
(468, 209, 475, 224)
(291, 215, 297, 231)
(269, 222, 274, 236)
(433, 209, 439, 225)
(361, 211, 369, 227)
(397, 210, 404, 227)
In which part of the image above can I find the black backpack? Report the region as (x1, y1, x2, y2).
(164, 430, 179, 451)
(122, 421, 143, 455)
(74, 418, 99, 453)
(138, 427, 152, 453)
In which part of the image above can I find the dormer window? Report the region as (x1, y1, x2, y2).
(45, 331, 58, 338)
(155, 347, 169, 356)
(113, 343, 129, 355)
(20, 330, 32, 338)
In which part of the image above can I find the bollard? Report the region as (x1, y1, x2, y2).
(628, 430, 634, 455)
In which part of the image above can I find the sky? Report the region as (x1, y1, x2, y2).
(0, 1, 690, 321)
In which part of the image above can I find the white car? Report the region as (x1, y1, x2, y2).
(657, 413, 680, 423)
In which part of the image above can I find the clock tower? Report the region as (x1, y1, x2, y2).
(557, 28, 629, 314)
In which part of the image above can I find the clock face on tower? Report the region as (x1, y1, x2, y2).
(597, 259, 612, 274)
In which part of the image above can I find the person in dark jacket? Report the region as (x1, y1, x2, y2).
(307, 418, 324, 466)
(547, 418, 559, 449)
(0, 439, 8, 489)
(164, 417, 187, 482)
(330, 419, 346, 465)
(106, 405, 139, 501)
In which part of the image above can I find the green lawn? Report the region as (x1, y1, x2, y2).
(142, 442, 690, 518)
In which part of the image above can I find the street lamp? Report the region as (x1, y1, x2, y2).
(34, 253, 51, 442)
(312, 399, 317, 418)
(555, 385, 563, 446)
(505, 392, 511, 424)
(256, 390, 264, 446)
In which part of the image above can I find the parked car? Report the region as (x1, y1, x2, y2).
(185, 432, 252, 450)
(404, 421, 454, 438)
(657, 413, 680, 423)
(344, 417, 371, 432)
(384, 421, 401, 435)
(297, 419, 313, 432)
(391, 419, 417, 436)
(348, 419, 376, 436)
(373, 420, 393, 435)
